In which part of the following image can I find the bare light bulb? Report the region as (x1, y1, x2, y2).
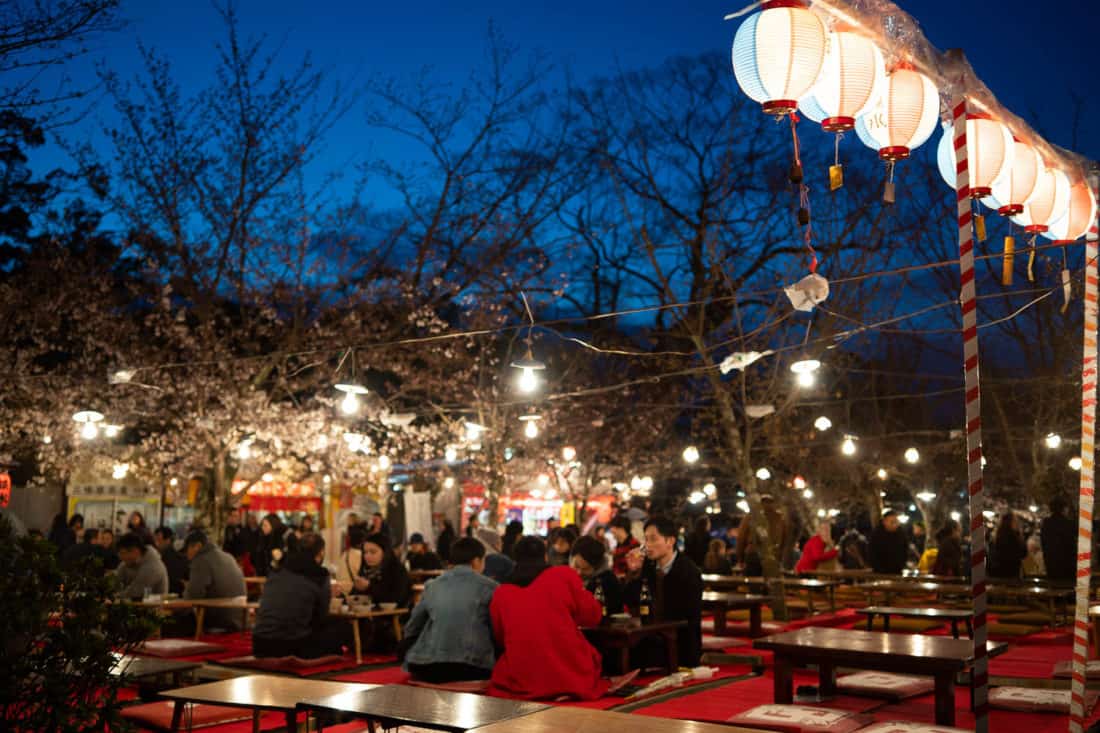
(755, 467, 771, 481)
(538, 473, 551, 487)
(562, 446, 577, 462)
(524, 419, 539, 439)
(682, 445, 700, 464)
(1070, 456, 1083, 471)
(876, 468, 888, 480)
(841, 436, 857, 456)
(378, 454, 391, 470)
(904, 447, 920, 464)
(340, 391, 360, 415)
(80, 421, 98, 440)
(1045, 432, 1062, 449)
(802, 488, 814, 499)
(814, 416, 832, 431)
(445, 446, 458, 463)
(517, 367, 539, 394)
(443, 476, 455, 489)
(237, 442, 252, 460)
(796, 371, 815, 388)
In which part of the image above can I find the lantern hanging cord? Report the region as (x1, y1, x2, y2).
(800, 183, 817, 272)
(789, 113, 804, 173)
(834, 132, 842, 167)
(723, 1, 762, 20)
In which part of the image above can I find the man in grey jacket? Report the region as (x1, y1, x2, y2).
(184, 530, 247, 631)
(115, 533, 169, 600)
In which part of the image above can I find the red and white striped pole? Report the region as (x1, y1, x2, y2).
(1069, 170, 1099, 733)
(952, 98, 989, 733)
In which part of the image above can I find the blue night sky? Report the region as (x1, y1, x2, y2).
(45, 0, 1100, 198)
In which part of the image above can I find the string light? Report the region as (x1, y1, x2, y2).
(841, 435, 857, 456)
(1070, 456, 1083, 471)
(445, 446, 458, 463)
(562, 446, 577, 462)
(755, 467, 771, 480)
(335, 383, 368, 415)
(814, 416, 833, 431)
(682, 445, 700, 464)
(904, 447, 920, 464)
(1044, 432, 1062, 449)
(876, 468, 888, 480)
(519, 414, 541, 439)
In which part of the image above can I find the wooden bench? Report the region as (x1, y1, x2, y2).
(701, 592, 769, 636)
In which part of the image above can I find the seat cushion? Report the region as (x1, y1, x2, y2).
(988, 686, 1098, 713)
(134, 639, 226, 658)
(856, 723, 971, 733)
(836, 671, 934, 700)
(727, 704, 872, 733)
(1052, 660, 1100, 678)
(121, 702, 250, 730)
(216, 654, 353, 675)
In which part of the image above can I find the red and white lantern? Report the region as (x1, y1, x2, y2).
(855, 65, 940, 161)
(799, 28, 885, 132)
(1012, 165, 1071, 234)
(986, 138, 1042, 216)
(1044, 181, 1097, 243)
(731, 0, 827, 117)
(935, 114, 1014, 198)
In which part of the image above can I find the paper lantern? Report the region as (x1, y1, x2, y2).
(800, 29, 885, 132)
(935, 114, 1014, 198)
(985, 138, 1042, 216)
(732, 0, 827, 117)
(855, 66, 939, 161)
(1012, 166, 1071, 234)
(1043, 181, 1097, 242)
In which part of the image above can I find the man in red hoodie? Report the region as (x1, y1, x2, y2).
(489, 536, 609, 700)
(795, 521, 839, 574)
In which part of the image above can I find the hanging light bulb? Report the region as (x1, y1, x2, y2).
(562, 446, 577, 462)
(1012, 166, 1071, 234)
(80, 421, 99, 440)
(814, 416, 833, 432)
(876, 468, 888, 480)
(519, 414, 541, 439)
(640, 476, 654, 492)
(464, 421, 486, 443)
(703, 482, 717, 497)
(1070, 456, 1083, 471)
(731, 0, 827, 117)
(169, 477, 179, 487)
(378, 454, 391, 470)
(112, 463, 129, 480)
(755, 467, 772, 481)
(335, 383, 368, 415)
(261, 472, 274, 483)
(682, 445, 700, 464)
(792, 476, 807, 490)
(855, 65, 939, 162)
(237, 441, 253, 460)
(1028, 504, 1039, 513)
(443, 476, 455, 489)
(511, 350, 546, 394)
(935, 115, 1014, 198)
(950, 511, 962, 522)
(1045, 432, 1062, 449)
(737, 500, 751, 513)
(445, 446, 458, 463)
(630, 475, 643, 491)
(103, 424, 123, 438)
(791, 359, 820, 388)
(802, 488, 814, 499)
(73, 410, 104, 440)
(916, 491, 936, 502)
(538, 473, 551, 487)
(841, 435, 857, 456)
(904, 447, 920, 464)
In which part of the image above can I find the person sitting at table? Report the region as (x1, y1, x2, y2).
(335, 524, 368, 593)
(570, 535, 623, 615)
(609, 516, 640, 577)
(60, 527, 112, 574)
(356, 532, 413, 608)
(253, 513, 289, 577)
(98, 528, 121, 570)
(154, 525, 190, 595)
(736, 495, 788, 576)
(402, 537, 497, 682)
(115, 532, 169, 600)
(795, 521, 839, 575)
(702, 538, 734, 575)
(490, 536, 611, 700)
(476, 528, 516, 583)
(184, 530, 247, 631)
(990, 512, 1027, 579)
(931, 520, 963, 577)
(406, 532, 443, 571)
(252, 533, 350, 658)
(684, 516, 712, 569)
(624, 516, 704, 668)
(546, 526, 577, 566)
(869, 511, 908, 574)
(1022, 534, 1046, 577)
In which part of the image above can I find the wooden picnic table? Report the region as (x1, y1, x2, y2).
(581, 619, 686, 675)
(109, 654, 200, 687)
(856, 605, 974, 638)
(296, 683, 547, 732)
(159, 674, 375, 733)
(467, 704, 763, 733)
(754, 627, 1005, 726)
(702, 575, 838, 614)
(986, 583, 1074, 622)
(701, 592, 769, 637)
(330, 607, 407, 664)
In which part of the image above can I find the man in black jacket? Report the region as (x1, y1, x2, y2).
(154, 526, 190, 595)
(1041, 496, 1076, 582)
(624, 516, 703, 668)
(869, 511, 909, 574)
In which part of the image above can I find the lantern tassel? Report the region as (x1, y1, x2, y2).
(1002, 235, 1015, 286)
(883, 161, 896, 204)
(829, 133, 843, 192)
(974, 201, 986, 244)
(1027, 235, 1037, 282)
(1061, 246, 1071, 313)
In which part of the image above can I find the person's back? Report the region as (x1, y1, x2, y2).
(115, 534, 169, 600)
(1041, 501, 1076, 582)
(684, 518, 711, 568)
(490, 538, 607, 700)
(155, 528, 190, 595)
(185, 533, 247, 630)
(869, 514, 908, 574)
(403, 538, 498, 682)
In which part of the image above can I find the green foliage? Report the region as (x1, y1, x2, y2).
(0, 518, 159, 732)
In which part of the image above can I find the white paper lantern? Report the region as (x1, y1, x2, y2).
(935, 115, 1014, 198)
(1012, 166, 1071, 234)
(732, 0, 827, 117)
(986, 138, 1042, 216)
(1044, 181, 1097, 242)
(799, 29, 885, 132)
(855, 66, 940, 161)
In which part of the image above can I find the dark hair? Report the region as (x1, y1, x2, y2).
(116, 533, 146, 552)
(129, 511, 147, 528)
(155, 526, 174, 541)
(100, 528, 114, 538)
(261, 513, 285, 535)
(882, 510, 897, 519)
(347, 524, 367, 548)
(82, 528, 99, 543)
(68, 513, 84, 529)
(507, 536, 549, 587)
(451, 537, 486, 565)
(504, 520, 523, 537)
(363, 532, 391, 554)
(571, 535, 606, 570)
(549, 526, 577, 548)
(297, 531, 325, 556)
(610, 516, 632, 533)
(644, 516, 677, 539)
(694, 516, 711, 533)
(185, 530, 208, 548)
(1050, 496, 1068, 516)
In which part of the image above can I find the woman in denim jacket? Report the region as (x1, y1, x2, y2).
(402, 537, 498, 682)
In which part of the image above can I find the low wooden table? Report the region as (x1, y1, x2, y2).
(701, 592, 769, 636)
(409, 569, 444, 583)
(110, 654, 200, 687)
(987, 584, 1074, 622)
(862, 579, 969, 606)
(159, 674, 375, 733)
(330, 607, 406, 664)
(702, 575, 838, 613)
(581, 619, 686, 675)
(135, 596, 257, 639)
(856, 606, 974, 638)
(297, 683, 547, 732)
(466, 705, 762, 733)
(754, 628, 1004, 726)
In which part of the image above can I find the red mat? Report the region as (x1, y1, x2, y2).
(333, 665, 411, 685)
(873, 686, 1100, 732)
(989, 641, 1072, 678)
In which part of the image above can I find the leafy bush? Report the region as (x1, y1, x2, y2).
(0, 518, 158, 731)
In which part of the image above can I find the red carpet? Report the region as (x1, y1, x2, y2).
(332, 665, 411, 685)
(989, 641, 1072, 678)
(874, 685, 1100, 732)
